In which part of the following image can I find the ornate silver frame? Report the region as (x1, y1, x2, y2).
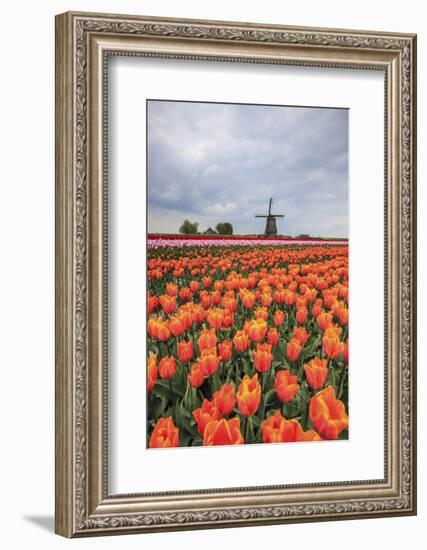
(55, 11, 417, 537)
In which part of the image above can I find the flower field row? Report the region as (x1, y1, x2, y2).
(148, 236, 348, 249)
(146, 243, 349, 448)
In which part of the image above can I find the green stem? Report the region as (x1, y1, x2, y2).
(338, 365, 348, 400)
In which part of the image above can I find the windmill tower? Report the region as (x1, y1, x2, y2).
(255, 197, 285, 236)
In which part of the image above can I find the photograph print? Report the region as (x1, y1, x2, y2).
(146, 99, 349, 448)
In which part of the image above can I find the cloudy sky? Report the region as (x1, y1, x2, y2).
(147, 100, 348, 237)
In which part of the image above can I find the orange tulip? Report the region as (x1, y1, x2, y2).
(261, 411, 321, 443)
(233, 330, 249, 353)
(147, 318, 159, 338)
(316, 311, 333, 331)
(304, 357, 328, 389)
(253, 343, 273, 373)
(255, 306, 269, 321)
(169, 315, 185, 337)
(287, 337, 302, 362)
(198, 328, 217, 352)
(148, 294, 159, 314)
(218, 340, 233, 362)
(157, 320, 171, 342)
(149, 417, 179, 448)
(203, 276, 211, 288)
(267, 327, 279, 346)
(261, 293, 273, 307)
(246, 318, 268, 343)
(166, 282, 178, 296)
(179, 287, 192, 302)
(147, 354, 157, 391)
(309, 385, 349, 439)
(274, 309, 285, 326)
(296, 306, 308, 324)
(159, 294, 177, 315)
(203, 418, 244, 446)
(274, 370, 300, 402)
(198, 347, 221, 376)
(177, 340, 194, 363)
(193, 399, 221, 435)
(189, 280, 200, 294)
(322, 332, 345, 360)
(188, 362, 205, 387)
(241, 291, 256, 309)
(237, 374, 261, 416)
(293, 327, 308, 346)
(158, 356, 177, 380)
(213, 383, 236, 416)
(206, 308, 225, 330)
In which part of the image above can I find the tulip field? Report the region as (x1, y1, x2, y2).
(147, 237, 349, 448)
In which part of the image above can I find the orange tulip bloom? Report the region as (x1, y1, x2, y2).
(287, 337, 302, 362)
(203, 418, 244, 446)
(169, 315, 185, 337)
(267, 327, 279, 346)
(189, 280, 200, 294)
(213, 383, 236, 416)
(157, 320, 171, 342)
(148, 294, 159, 314)
(198, 347, 221, 376)
(149, 417, 179, 448)
(198, 328, 217, 352)
(159, 294, 177, 315)
(147, 318, 159, 339)
(233, 330, 249, 353)
(304, 357, 328, 389)
(255, 306, 269, 321)
(246, 318, 268, 343)
(200, 293, 212, 309)
(192, 399, 221, 435)
(261, 293, 273, 307)
(218, 340, 233, 362)
(316, 311, 333, 331)
(296, 306, 308, 324)
(241, 291, 256, 309)
(309, 385, 348, 439)
(202, 276, 211, 288)
(322, 332, 345, 360)
(293, 327, 308, 346)
(188, 362, 205, 387)
(177, 340, 194, 363)
(274, 309, 285, 326)
(206, 308, 225, 330)
(158, 356, 177, 380)
(261, 411, 321, 443)
(274, 370, 300, 402)
(253, 343, 273, 373)
(237, 374, 261, 416)
(179, 287, 192, 302)
(166, 282, 178, 296)
(147, 354, 157, 391)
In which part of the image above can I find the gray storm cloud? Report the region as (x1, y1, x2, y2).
(147, 100, 348, 237)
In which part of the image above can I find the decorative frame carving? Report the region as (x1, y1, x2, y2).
(55, 11, 417, 537)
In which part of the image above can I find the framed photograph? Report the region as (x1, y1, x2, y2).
(55, 11, 417, 537)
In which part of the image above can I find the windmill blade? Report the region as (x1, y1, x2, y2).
(255, 215, 267, 218)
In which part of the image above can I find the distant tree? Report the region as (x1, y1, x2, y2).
(216, 222, 233, 235)
(179, 219, 199, 235)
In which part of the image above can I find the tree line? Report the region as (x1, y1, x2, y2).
(179, 220, 233, 235)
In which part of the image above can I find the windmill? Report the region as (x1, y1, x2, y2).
(255, 197, 284, 236)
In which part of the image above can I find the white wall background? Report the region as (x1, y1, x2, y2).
(0, 1, 424, 548)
